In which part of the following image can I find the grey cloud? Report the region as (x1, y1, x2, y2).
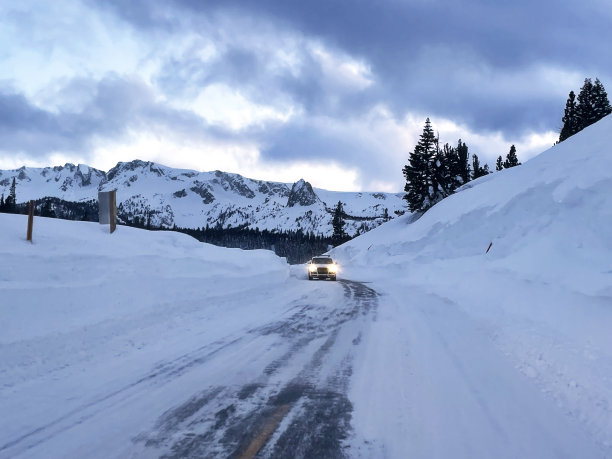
(258, 119, 397, 189)
(0, 76, 237, 158)
(5, 0, 610, 191)
(155, 39, 378, 123)
(94, 0, 612, 137)
(84, 0, 178, 32)
(155, 47, 263, 100)
(0, 92, 90, 154)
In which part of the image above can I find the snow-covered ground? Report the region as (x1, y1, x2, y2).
(332, 115, 612, 456)
(1, 116, 611, 458)
(0, 216, 296, 457)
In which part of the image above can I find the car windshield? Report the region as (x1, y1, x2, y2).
(312, 257, 333, 264)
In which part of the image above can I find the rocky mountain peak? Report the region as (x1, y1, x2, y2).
(106, 159, 165, 182)
(212, 170, 256, 199)
(286, 179, 318, 207)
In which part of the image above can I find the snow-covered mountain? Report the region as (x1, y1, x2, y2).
(0, 163, 106, 202)
(0, 160, 404, 235)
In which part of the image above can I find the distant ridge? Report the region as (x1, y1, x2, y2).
(0, 160, 406, 236)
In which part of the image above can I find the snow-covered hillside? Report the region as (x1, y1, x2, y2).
(332, 114, 612, 454)
(0, 214, 293, 457)
(0, 161, 405, 236)
(333, 114, 612, 294)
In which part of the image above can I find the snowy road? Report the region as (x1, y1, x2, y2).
(1, 277, 379, 458)
(347, 280, 608, 458)
(3, 273, 607, 458)
(131, 279, 377, 458)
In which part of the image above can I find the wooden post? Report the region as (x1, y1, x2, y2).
(26, 200, 35, 242)
(110, 190, 116, 234)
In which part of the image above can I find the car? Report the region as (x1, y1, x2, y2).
(307, 256, 338, 281)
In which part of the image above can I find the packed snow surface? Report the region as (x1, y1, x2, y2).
(1, 116, 612, 458)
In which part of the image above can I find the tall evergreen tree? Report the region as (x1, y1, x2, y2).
(383, 207, 390, 222)
(503, 145, 521, 168)
(404, 122, 478, 213)
(471, 154, 490, 179)
(0, 193, 4, 211)
(433, 141, 455, 199)
(576, 78, 597, 130)
(444, 142, 465, 191)
(40, 199, 55, 218)
(496, 155, 504, 171)
(455, 140, 471, 185)
(559, 78, 611, 142)
(559, 90, 580, 142)
(9, 177, 16, 200)
(403, 118, 439, 212)
(592, 78, 612, 121)
(331, 200, 347, 246)
(5, 178, 17, 213)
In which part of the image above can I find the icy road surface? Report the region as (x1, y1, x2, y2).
(2, 274, 376, 458)
(2, 275, 605, 458)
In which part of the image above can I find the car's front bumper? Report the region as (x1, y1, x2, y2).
(309, 267, 337, 279)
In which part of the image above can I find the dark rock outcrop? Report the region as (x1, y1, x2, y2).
(286, 179, 318, 207)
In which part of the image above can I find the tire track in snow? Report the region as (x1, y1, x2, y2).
(137, 280, 379, 458)
(0, 335, 250, 456)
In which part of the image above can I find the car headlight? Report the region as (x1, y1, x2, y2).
(309, 265, 317, 272)
(328, 264, 337, 273)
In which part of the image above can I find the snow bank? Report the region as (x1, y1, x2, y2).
(334, 114, 612, 296)
(0, 215, 288, 342)
(0, 215, 297, 457)
(332, 115, 612, 451)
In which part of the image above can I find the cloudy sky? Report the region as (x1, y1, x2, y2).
(1, 1, 610, 191)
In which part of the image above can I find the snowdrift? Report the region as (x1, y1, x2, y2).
(333, 115, 612, 450)
(0, 215, 297, 457)
(334, 114, 612, 297)
(0, 215, 288, 342)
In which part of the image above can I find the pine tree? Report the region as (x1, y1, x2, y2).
(383, 207, 390, 222)
(559, 90, 580, 142)
(456, 140, 471, 185)
(445, 139, 471, 186)
(432, 141, 455, 199)
(471, 154, 481, 179)
(40, 199, 55, 218)
(331, 201, 346, 246)
(472, 154, 490, 179)
(503, 145, 521, 168)
(496, 155, 504, 171)
(576, 78, 597, 130)
(403, 118, 439, 212)
(439, 142, 464, 195)
(0, 193, 4, 211)
(5, 178, 17, 213)
(592, 78, 612, 121)
(559, 78, 611, 143)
